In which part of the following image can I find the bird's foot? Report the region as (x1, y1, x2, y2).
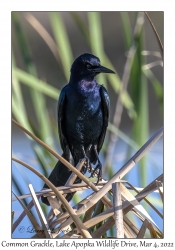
(90, 163, 102, 184)
(83, 157, 92, 174)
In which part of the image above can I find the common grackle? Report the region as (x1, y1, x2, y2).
(41, 53, 115, 205)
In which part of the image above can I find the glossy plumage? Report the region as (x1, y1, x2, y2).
(41, 53, 115, 206)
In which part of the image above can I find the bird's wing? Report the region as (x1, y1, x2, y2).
(57, 86, 70, 155)
(98, 85, 110, 152)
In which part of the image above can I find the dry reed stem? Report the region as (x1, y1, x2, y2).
(112, 182, 124, 238)
(44, 186, 103, 196)
(83, 208, 114, 230)
(156, 180, 163, 203)
(65, 159, 85, 185)
(144, 12, 163, 56)
(120, 183, 159, 230)
(148, 222, 159, 238)
(70, 177, 162, 237)
(60, 158, 85, 219)
(83, 205, 96, 223)
(124, 174, 163, 215)
(137, 219, 148, 238)
(56, 159, 86, 235)
(12, 182, 106, 201)
(124, 215, 139, 235)
(126, 182, 163, 219)
(12, 157, 92, 238)
(12, 191, 45, 238)
(47, 196, 63, 217)
(46, 209, 55, 225)
(60, 232, 74, 238)
(92, 217, 113, 238)
(12, 196, 41, 233)
(24, 13, 60, 63)
(28, 184, 53, 238)
(55, 174, 163, 237)
(92, 215, 139, 238)
(49, 192, 97, 230)
(124, 221, 136, 238)
(47, 159, 85, 218)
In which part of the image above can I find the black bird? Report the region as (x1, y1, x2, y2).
(41, 53, 115, 205)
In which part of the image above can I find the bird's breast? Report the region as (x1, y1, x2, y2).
(65, 85, 103, 144)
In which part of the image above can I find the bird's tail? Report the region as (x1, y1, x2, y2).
(41, 153, 81, 206)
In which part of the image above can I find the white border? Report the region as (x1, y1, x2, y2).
(1, 0, 175, 248)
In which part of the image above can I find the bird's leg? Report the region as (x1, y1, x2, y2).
(90, 145, 102, 183)
(80, 145, 92, 173)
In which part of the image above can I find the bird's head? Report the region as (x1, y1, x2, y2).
(70, 53, 115, 81)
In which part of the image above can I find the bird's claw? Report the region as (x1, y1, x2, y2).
(89, 163, 102, 184)
(83, 157, 92, 174)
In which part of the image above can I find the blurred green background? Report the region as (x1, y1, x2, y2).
(12, 11, 163, 238)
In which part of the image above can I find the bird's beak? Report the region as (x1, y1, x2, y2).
(92, 65, 115, 74)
